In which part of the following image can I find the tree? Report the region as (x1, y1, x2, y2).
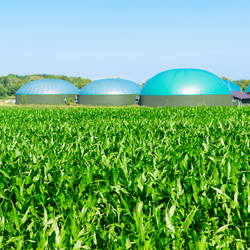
(0, 76, 5, 85)
(29, 75, 43, 81)
(75, 79, 92, 89)
(234, 79, 250, 92)
(220, 76, 231, 81)
(9, 82, 23, 95)
(0, 84, 7, 99)
(2, 77, 12, 89)
(141, 78, 150, 87)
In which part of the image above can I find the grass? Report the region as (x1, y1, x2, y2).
(0, 106, 250, 249)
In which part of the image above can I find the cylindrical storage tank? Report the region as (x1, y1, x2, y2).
(16, 79, 79, 104)
(222, 80, 242, 92)
(140, 68, 232, 107)
(78, 79, 142, 106)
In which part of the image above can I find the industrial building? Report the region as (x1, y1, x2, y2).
(140, 68, 232, 107)
(16, 79, 79, 104)
(222, 80, 242, 92)
(78, 79, 142, 106)
(221, 80, 248, 105)
(231, 91, 250, 105)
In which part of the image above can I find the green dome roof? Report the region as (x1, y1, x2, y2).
(141, 69, 231, 96)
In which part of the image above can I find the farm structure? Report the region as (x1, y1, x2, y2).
(231, 91, 250, 105)
(244, 84, 250, 94)
(140, 68, 232, 107)
(222, 79, 242, 92)
(16, 79, 79, 104)
(78, 79, 142, 106)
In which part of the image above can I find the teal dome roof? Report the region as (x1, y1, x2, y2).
(79, 79, 142, 95)
(141, 69, 232, 96)
(245, 85, 250, 94)
(16, 79, 79, 95)
(222, 80, 242, 92)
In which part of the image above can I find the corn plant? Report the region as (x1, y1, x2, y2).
(0, 106, 250, 249)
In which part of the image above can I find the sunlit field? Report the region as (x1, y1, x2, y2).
(1, 106, 250, 249)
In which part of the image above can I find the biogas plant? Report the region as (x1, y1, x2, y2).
(15, 79, 79, 105)
(140, 68, 232, 107)
(78, 79, 142, 106)
(15, 68, 250, 106)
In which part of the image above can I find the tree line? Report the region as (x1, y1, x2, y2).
(0, 74, 92, 99)
(0, 74, 249, 99)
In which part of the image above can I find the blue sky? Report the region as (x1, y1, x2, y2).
(0, 0, 249, 83)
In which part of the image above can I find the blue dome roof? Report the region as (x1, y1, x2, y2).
(245, 85, 250, 94)
(16, 79, 79, 95)
(79, 79, 142, 95)
(141, 69, 232, 96)
(222, 80, 242, 92)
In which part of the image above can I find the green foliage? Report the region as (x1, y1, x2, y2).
(197, 100, 207, 106)
(165, 98, 169, 107)
(234, 79, 250, 92)
(220, 76, 231, 81)
(141, 78, 150, 87)
(220, 77, 250, 92)
(2, 77, 11, 89)
(21, 95, 27, 104)
(0, 74, 93, 96)
(66, 97, 74, 105)
(75, 78, 92, 89)
(1, 106, 250, 248)
(0, 84, 7, 99)
(10, 82, 23, 95)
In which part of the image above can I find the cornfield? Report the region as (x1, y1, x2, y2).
(0, 106, 250, 249)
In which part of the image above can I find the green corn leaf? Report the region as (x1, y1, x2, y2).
(165, 206, 175, 233)
(215, 224, 230, 234)
(183, 207, 198, 232)
(21, 207, 30, 224)
(0, 169, 10, 179)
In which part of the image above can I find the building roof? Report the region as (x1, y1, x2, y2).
(245, 85, 250, 94)
(79, 79, 142, 95)
(231, 91, 250, 100)
(222, 80, 242, 92)
(140, 68, 231, 96)
(16, 79, 79, 95)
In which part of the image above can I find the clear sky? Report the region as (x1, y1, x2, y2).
(0, 0, 249, 83)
